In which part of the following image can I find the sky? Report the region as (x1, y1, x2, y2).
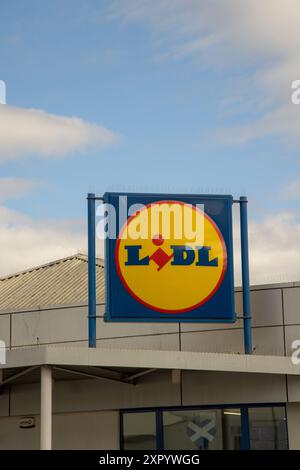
(0, 0, 300, 284)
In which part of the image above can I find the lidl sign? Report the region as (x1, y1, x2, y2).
(104, 193, 235, 322)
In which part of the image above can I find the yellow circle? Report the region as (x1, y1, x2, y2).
(116, 201, 227, 313)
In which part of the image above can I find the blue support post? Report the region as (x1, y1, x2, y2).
(87, 193, 96, 348)
(240, 196, 253, 354)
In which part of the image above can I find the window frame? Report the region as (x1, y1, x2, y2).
(120, 403, 288, 451)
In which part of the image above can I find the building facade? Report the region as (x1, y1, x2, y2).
(0, 254, 300, 450)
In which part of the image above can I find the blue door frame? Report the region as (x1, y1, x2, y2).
(120, 403, 288, 451)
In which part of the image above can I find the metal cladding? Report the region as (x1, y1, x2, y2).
(0, 254, 104, 311)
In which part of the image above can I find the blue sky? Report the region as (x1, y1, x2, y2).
(0, 0, 300, 280)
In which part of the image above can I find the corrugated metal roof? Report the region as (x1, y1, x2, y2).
(0, 254, 105, 312)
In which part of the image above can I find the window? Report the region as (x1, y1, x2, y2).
(121, 405, 288, 450)
(248, 407, 288, 450)
(122, 412, 157, 450)
(163, 408, 241, 450)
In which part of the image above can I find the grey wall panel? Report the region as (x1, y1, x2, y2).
(0, 411, 119, 450)
(244, 289, 283, 327)
(11, 305, 178, 347)
(0, 314, 10, 347)
(10, 382, 40, 416)
(96, 304, 105, 315)
(7, 286, 291, 350)
(179, 320, 243, 333)
(10, 371, 181, 415)
(252, 326, 285, 356)
(179, 326, 284, 355)
(54, 371, 181, 413)
(182, 371, 287, 406)
(97, 333, 179, 351)
(181, 329, 244, 354)
(12, 307, 88, 346)
(44, 340, 88, 348)
(96, 317, 178, 338)
(287, 376, 300, 402)
(10, 335, 180, 350)
(284, 325, 300, 357)
(53, 411, 119, 450)
(0, 389, 9, 417)
(12, 339, 105, 350)
(0, 416, 39, 449)
(283, 287, 300, 325)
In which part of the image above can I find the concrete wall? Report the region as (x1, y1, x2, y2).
(0, 411, 119, 450)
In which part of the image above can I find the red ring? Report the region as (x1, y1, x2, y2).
(115, 200, 227, 313)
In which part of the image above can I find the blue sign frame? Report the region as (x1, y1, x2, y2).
(104, 192, 235, 323)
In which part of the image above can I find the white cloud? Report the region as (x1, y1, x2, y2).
(214, 103, 300, 145)
(0, 177, 41, 203)
(0, 177, 105, 276)
(234, 211, 300, 285)
(0, 81, 5, 105)
(280, 178, 300, 201)
(0, 176, 84, 275)
(0, 104, 118, 161)
(0, 201, 299, 284)
(0, 204, 87, 276)
(109, 0, 300, 144)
